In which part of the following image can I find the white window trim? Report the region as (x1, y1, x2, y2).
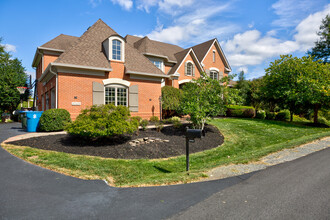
(178, 79, 192, 85)
(185, 60, 194, 76)
(210, 67, 220, 72)
(104, 85, 128, 107)
(212, 50, 216, 63)
(108, 36, 125, 62)
(103, 78, 130, 87)
(148, 57, 164, 72)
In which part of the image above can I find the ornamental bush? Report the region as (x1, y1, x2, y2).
(266, 111, 276, 120)
(65, 104, 138, 139)
(255, 110, 266, 119)
(226, 105, 255, 118)
(149, 116, 159, 122)
(275, 110, 290, 121)
(39, 109, 71, 131)
(140, 119, 149, 130)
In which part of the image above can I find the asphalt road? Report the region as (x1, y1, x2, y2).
(169, 146, 330, 220)
(0, 123, 252, 220)
(1, 123, 329, 220)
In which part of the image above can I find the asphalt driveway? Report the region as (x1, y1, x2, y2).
(0, 123, 251, 219)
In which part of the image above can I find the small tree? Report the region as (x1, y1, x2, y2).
(179, 73, 225, 130)
(161, 86, 183, 117)
(0, 38, 28, 113)
(246, 78, 264, 115)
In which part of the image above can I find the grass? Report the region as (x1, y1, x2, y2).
(2, 118, 329, 187)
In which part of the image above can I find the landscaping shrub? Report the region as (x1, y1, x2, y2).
(226, 105, 255, 118)
(161, 86, 183, 118)
(266, 111, 276, 120)
(65, 104, 138, 138)
(293, 115, 309, 122)
(39, 109, 71, 131)
(131, 116, 142, 123)
(275, 110, 290, 121)
(155, 121, 164, 132)
(318, 116, 328, 125)
(169, 116, 182, 128)
(256, 110, 266, 119)
(149, 116, 159, 123)
(140, 119, 149, 130)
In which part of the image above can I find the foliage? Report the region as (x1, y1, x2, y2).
(168, 116, 182, 128)
(140, 119, 149, 130)
(6, 118, 330, 187)
(275, 110, 290, 121)
(256, 110, 266, 119)
(225, 105, 254, 109)
(161, 86, 183, 111)
(266, 111, 276, 120)
(293, 115, 310, 123)
(131, 116, 142, 123)
(224, 88, 244, 105)
(317, 117, 329, 126)
(0, 38, 29, 113)
(65, 104, 138, 138)
(149, 116, 159, 122)
(264, 55, 330, 123)
(226, 105, 255, 118)
(155, 121, 164, 132)
(234, 70, 250, 105)
(307, 15, 330, 63)
(39, 109, 71, 131)
(179, 72, 225, 130)
(246, 78, 264, 113)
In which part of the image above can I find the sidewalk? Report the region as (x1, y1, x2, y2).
(206, 136, 330, 181)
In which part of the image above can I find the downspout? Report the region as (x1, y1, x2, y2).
(49, 64, 58, 109)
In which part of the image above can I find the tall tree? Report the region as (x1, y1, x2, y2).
(264, 55, 330, 123)
(0, 38, 28, 113)
(235, 70, 250, 105)
(307, 14, 330, 63)
(246, 78, 264, 115)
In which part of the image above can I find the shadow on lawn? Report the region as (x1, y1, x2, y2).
(153, 165, 172, 173)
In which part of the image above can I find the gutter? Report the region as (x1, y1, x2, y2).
(126, 70, 170, 78)
(49, 66, 58, 109)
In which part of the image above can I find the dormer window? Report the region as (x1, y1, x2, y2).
(148, 57, 164, 71)
(112, 40, 121, 60)
(103, 35, 125, 62)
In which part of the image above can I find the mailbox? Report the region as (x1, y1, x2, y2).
(186, 128, 202, 139)
(185, 128, 202, 172)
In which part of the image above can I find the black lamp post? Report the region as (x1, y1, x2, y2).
(159, 96, 162, 120)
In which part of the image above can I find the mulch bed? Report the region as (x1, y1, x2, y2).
(8, 124, 224, 159)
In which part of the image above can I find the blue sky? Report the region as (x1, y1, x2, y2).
(1, 0, 329, 80)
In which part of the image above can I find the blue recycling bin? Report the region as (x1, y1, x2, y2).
(26, 111, 43, 132)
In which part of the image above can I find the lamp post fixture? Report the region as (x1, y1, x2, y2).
(159, 96, 162, 120)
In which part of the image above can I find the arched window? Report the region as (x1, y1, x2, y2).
(210, 70, 218, 80)
(186, 62, 194, 76)
(112, 39, 121, 60)
(105, 85, 128, 106)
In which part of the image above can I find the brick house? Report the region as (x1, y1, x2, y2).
(32, 19, 231, 120)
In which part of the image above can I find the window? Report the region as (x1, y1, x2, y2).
(210, 71, 218, 80)
(112, 40, 121, 60)
(105, 86, 127, 106)
(148, 58, 164, 71)
(213, 51, 216, 63)
(186, 62, 193, 76)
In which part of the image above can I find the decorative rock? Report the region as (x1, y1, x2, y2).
(149, 139, 155, 143)
(163, 140, 170, 143)
(137, 138, 144, 142)
(143, 137, 149, 141)
(129, 142, 136, 147)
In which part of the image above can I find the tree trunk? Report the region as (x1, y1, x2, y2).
(290, 110, 293, 122)
(314, 104, 320, 124)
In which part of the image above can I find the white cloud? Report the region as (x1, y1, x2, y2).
(222, 4, 330, 68)
(271, 0, 320, 27)
(293, 4, 330, 51)
(110, 0, 133, 10)
(147, 4, 237, 45)
(1, 43, 17, 53)
(137, 0, 158, 13)
(158, 0, 194, 14)
(89, 0, 102, 7)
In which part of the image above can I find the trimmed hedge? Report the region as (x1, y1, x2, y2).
(266, 111, 276, 120)
(39, 109, 71, 131)
(226, 105, 255, 118)
(256, 111, 266, 119)
(275, 110, 290, 121)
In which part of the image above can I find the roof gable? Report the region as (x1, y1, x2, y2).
(168, 48, 203, 75)
(54, 19, 117, 69)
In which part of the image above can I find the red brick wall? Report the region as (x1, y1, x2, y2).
(173, 52, 200, 88)
(202, 43, 228, 78)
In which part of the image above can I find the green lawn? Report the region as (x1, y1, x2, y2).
(2, 118, 329, 187)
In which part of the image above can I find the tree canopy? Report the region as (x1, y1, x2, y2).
(179, 73, 225, 130)
(0, 38, 28, 113)
(264, 55, 329, 123)
(307, 14, 330, 63)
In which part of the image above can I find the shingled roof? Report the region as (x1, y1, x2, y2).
(54, 19, 116, 69)
(126, 35, 183, 62)
(191, 39, 215, 62)
(41, 34, 79, 51)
